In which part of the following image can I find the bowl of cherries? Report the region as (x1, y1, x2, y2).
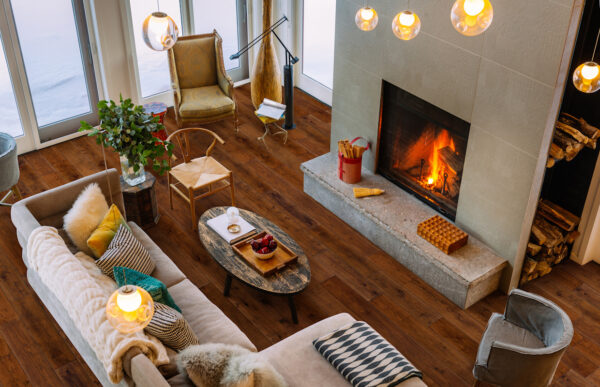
(250, 234, 278, 260)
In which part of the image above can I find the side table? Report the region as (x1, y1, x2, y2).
(120, 171, 160, 229)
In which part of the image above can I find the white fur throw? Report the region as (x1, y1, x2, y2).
(178, 343, 287, 387)
(27, 226, 169, 383)
(63, 183, 109, 255)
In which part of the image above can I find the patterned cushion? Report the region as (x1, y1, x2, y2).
(313, 321, 422, 387)
(96, 225, 155, 279)
(146, 303, 199, 351)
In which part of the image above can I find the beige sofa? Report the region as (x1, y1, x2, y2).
(11, 169, 426, 387)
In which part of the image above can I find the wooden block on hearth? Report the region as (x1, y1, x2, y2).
(417, 215, 468, 254)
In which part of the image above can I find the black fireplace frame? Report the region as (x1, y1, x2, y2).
(375, 81, 471, 220)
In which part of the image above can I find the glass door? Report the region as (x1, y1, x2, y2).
(190, 0, 249, 82)
(9, 0, 99, 143)
(294, 0, 336, 105)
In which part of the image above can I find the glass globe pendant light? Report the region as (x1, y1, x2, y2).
(142, 0, 179, 51)
(392, 10, 421, 41)
(106, 285, 154, 333)
(451, 0, 493, 37)
(355, 2, 378, 31)
(573, 23, 600, 93)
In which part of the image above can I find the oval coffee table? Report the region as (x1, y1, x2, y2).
(198, 207, 311, 323)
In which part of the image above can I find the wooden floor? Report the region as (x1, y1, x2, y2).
(1, 84, 600, 386)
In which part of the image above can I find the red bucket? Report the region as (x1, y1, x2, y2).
(338, 137, 370, 184)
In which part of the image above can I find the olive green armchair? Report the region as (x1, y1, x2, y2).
(168, 30, 239, 131)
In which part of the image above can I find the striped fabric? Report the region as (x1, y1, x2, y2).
(95, 225, 155, 279)
(145, 303, 199, 351)
(313, 321, 422, 387)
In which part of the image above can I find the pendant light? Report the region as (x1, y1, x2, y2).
(573, 16, 600, 94)
(355, 3, 378, 31)
(142, 0, 179, 51)
(392, 10, 421, 41)
(106, 270, 154, 333)
(450, 0, 493, 37)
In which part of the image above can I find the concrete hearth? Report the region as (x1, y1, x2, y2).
(302, 153, 507, 308)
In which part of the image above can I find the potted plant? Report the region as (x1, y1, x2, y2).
(80, 96, 173, 186)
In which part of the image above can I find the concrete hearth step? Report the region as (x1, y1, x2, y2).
(301, 153, 507, 309)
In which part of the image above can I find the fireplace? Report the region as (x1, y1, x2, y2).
(377, 81, 470, 220)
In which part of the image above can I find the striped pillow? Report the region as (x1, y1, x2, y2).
(145, 303, 199, 351)
(96, 225, 155, 279)
(313, 321, 422, 387)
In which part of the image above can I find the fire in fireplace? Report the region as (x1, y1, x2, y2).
(377, 81, 470, 219)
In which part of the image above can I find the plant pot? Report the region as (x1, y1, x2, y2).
(120, 156, 146, 186)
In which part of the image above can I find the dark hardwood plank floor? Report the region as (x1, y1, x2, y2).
(0, 84, 598, 386)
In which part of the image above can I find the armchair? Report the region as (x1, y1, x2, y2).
(168, 30, 239, 131)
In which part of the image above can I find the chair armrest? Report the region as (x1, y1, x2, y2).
(214, 31, 234, 98)
(130, 353, 170, 387)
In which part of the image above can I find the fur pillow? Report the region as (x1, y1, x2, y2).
(63, 183, 109, 255)
(177, 344, 286, 387)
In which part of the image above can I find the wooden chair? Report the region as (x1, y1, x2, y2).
(168, 31, 239, 132)
(166, 128, 235, 230)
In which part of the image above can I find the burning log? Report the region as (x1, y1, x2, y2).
(537, 199, 580, 232)
(438, 146, 464, 174)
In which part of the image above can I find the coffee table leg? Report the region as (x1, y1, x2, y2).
(224, 274, 233, 297)
(288, 295, 298, 324)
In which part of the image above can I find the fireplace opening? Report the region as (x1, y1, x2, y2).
(377, 81, 470, 220)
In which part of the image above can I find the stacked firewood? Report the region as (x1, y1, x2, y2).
(547, 113, 600, 168)
(520, 199, 580, 285)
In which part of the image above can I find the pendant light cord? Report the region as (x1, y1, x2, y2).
(592, 28, 600, 62)
(156, 0, 160, 12)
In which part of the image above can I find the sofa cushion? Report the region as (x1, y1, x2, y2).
(63, 183, 109, 255)
(87, 204, 128, 258)
(129, 222, 187, 288)
(179, 86, 234, 119)
(168, 279, 256, 352)
(145, 303, 200, 351)
(96, 225, 155, 279)
(114, 267, 181, 312)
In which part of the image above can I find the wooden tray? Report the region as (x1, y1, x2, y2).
(232, 231, 298, 276)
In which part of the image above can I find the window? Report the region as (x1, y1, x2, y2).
(0, 32, 22, 137)
(302, 0, 336, 89)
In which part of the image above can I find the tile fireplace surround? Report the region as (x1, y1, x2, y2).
(303, 0, 583, 302)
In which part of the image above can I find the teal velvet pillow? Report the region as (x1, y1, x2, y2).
(113, 266, 181, 313)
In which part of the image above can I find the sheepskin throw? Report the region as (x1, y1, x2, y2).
(27, 226, 169, 383)
(96, 225, 155, 279)
(177, 343, 287, 387)
(313, 321, 423, 387)
(63, 183, 109, 255)
(145, 303, 199, 351)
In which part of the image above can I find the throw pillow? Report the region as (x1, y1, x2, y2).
(313, 321, 422, 387)
(114, 266, 181, 312)
(96, 225, 155, 279)
(87, 204, 129, 258)
(63, 183, 109, 255)
(145, 303, 199, 351)
(177, 343, 286, 387)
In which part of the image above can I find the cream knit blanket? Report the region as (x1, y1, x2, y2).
(27, 226, 168, 383)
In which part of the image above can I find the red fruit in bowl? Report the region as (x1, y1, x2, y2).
(269, 240, 278, 251)
(265, 234, 274, 242)
(260, 237, 270, 247)
(259, 247, 270, 255)
(250, 240, 261, 251)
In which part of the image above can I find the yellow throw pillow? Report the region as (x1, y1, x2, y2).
(87, 204, 128, 258)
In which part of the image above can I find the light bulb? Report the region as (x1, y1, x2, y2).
(142, 12, 179, 51)
(355, 7, 378, 31)
(451, 0, 493, 37)
(573, 61, 600, 93)
(464, 0, 485, 16)
(392, 11, 421, 41)
(116, 287, 142, 312)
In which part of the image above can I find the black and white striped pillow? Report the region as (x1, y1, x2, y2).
(145, 303, 199, 351)
(96, 225, 155, 279)
(313, 321, 422, 387)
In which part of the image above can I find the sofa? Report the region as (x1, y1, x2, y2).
(11, 169, 426, 387)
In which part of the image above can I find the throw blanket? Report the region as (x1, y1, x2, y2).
(27, 226, 169, 383)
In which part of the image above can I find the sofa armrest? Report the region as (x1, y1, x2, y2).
(130, 353, 170, 387)
(11, 201, 41, 248)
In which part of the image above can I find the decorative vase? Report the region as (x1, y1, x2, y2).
(250, 0, 282, 109)
(120, 156, 146, 186)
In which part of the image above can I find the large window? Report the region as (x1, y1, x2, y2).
(127, 0, 248, 102)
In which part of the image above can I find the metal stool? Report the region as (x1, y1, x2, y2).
(0, 133, 21, 206)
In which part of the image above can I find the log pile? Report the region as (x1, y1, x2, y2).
(547, 113, 600, 168)
(520, 199, 580, 285)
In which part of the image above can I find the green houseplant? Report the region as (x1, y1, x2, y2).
(80, 96, 174, 185)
